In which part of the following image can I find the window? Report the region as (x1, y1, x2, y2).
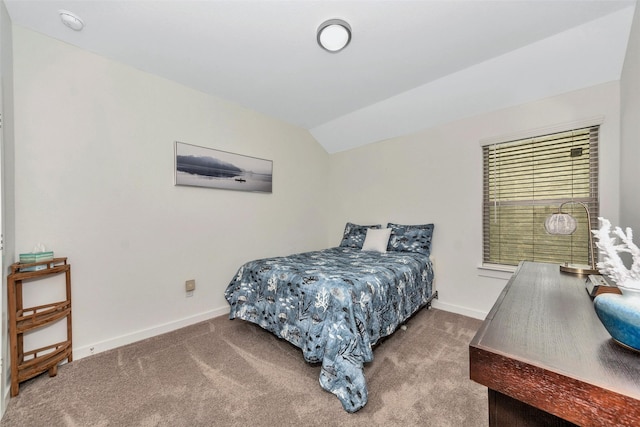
(482, 125, 599, 267)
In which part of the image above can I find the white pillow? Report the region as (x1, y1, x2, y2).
(361, 228, 392, 253)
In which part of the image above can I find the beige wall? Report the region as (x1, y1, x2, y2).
(621, 4, 640, 235)
(329, 82, 621, 318)
(12, 27, 330, 358)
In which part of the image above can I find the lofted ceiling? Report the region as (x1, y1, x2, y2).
(4, 0, 637, 153)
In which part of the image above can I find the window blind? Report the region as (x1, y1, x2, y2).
(482, 125, 599, 266)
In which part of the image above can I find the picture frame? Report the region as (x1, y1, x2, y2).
(174, 141, 273, 193)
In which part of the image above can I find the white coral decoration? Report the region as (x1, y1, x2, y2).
(592, 217, 640, 289)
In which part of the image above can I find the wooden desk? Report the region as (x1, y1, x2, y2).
(470, 261, 640, 426)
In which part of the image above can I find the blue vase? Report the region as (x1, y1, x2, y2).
(594, 286, 640, 352)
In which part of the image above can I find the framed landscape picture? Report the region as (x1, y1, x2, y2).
(174, 141, 273, 193)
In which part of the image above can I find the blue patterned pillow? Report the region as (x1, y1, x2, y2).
(339, 222, 381, 249)
(386, 223, 434, 255)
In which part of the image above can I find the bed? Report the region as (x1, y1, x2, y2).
(224, 222, 436, 412)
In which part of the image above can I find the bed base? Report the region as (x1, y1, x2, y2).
(402, 289, 438, 326)
(425, 289, 439, 307)
(373, 289, 439, 350)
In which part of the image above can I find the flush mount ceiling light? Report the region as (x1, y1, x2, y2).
(317, 19, 351, 53)
(59, 10, 84, 31)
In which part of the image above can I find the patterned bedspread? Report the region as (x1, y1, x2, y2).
(224, 247, 434, 412)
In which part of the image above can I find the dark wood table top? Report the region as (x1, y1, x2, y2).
(470, 261, 640, 425)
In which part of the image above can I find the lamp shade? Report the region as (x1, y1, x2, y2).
(544, 201, 598, 275)
(545, 213, 577, 235)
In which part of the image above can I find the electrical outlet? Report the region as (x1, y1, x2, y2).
(185, 279, 196, 292)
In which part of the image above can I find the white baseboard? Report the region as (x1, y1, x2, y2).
(73, 306, 231, 360)
(1, 385, 8, 417)
(72, 300, 486, 361)
(431, 300, 488, 320)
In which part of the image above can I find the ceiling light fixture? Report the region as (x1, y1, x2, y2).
(59, 10, 84, 31)
(317, 19, 351, 53)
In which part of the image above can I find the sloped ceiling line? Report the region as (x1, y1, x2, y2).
(4, 0, 637, 153)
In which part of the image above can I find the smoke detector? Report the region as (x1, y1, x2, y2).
(59, 10, 84, 31)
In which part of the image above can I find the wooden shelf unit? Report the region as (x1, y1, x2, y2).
(7, 257, 72, 396)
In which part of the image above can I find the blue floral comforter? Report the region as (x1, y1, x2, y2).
(224, 247, 434, 412)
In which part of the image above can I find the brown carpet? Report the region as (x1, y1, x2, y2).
(0, 308, 487, 426)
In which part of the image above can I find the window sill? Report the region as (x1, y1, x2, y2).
(477, 263, 516, 280)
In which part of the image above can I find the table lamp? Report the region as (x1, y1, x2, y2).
(544, 201, 599, 275)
